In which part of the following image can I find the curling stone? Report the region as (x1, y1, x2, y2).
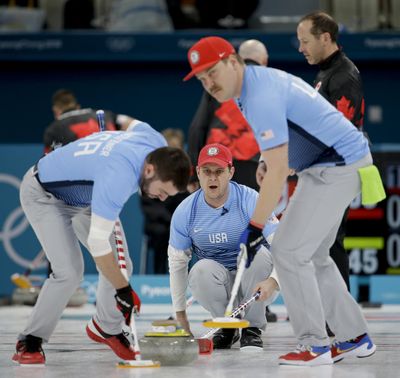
(139, 329, 199, 366)
(11, 287, 40, 306)
(11, 287, 88, 307)
(67, 287, 88, 307)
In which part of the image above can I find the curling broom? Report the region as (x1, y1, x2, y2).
(198, 291, 261, 355)
(95, 111, 159, 367)
(202, 243, 250, 329)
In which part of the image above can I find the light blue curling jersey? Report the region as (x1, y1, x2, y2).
(37, 122, 167, 220)
(237, 66, 370, 172)
(169, 181, 278, 270)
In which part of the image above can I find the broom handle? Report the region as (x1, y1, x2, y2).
(114, 220, 142, 360)
(224, 244, 247, 316)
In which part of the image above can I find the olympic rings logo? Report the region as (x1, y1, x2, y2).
(0, 173, 47, 269)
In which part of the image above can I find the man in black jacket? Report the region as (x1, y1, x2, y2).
(297, 12, 365, 304)
(43, 89, 131, 153)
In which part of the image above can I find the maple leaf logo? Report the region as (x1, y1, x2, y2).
(207, 100, 259, 160)
(336, 96, 355, 122)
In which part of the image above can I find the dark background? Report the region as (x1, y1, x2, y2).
(0, 32, 399, 145)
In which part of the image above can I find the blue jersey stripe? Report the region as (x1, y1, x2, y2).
(41, 180, 94, 207)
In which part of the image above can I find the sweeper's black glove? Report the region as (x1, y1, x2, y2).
(239, 221, 264, 268)
(115, 284, 141, 325)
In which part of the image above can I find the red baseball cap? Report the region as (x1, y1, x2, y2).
(198, 143, 233, 168)
(183, 36, 236, 82)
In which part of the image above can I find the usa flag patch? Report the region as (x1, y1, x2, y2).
(261, 129, 275, 141)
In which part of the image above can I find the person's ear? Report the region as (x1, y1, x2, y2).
(229, 166, 235, 179)
(230, 55, 239, 70)
(322, 32, 331, 44)
(196, 166, 200, 179)
(143, 163, 155, 179)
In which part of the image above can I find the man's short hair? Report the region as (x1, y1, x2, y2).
(300, 11, 339, 43)
(52, 89, 79, 111)
(146, 147, 191, 192)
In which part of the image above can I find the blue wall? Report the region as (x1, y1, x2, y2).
(0, 32, 399, 144)
(0, 61, 202, 143)
(0, 61, 398, 144)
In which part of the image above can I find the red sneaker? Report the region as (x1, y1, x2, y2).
(279, 344, 333, 366)
(12, 335, 45, 366)
(86, 318, 136, 360)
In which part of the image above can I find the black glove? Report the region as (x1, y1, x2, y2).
(239, 222, 264, 268)
(115, 284, 141, 325)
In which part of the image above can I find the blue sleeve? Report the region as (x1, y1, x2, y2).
(92, 163, 138, 220)
(241, 184, 279, 238)
(244, 73, 289, 151)
(241, 185, 257, 219)
(169, 200, 192, 250)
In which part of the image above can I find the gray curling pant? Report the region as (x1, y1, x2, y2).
(188, 246, 275, 330)
(72, 212, 132, 335)
(18, 168, 132, 342)
(271, 154, 372, 347)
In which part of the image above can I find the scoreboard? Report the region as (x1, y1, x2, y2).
(346, 153, 400, 275)
(281, 150, 400, 276)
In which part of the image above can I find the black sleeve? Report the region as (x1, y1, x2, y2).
(187, 91, 216, 167)
(43, 125, 56, 152)
(42, 121, 79, 152)
(140, 196, 171, 235)
(42, 123, 72, 152)
(326, 69, 364, 128)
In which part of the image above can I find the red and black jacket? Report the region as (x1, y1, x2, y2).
(314, 49, 365, 129)
(43, 108, 117, 153)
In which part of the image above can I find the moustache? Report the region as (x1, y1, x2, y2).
(210, 86, 221, 95)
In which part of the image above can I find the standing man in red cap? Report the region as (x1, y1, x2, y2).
(183, 36, 382, 366)
(187, 39, 269, 191)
